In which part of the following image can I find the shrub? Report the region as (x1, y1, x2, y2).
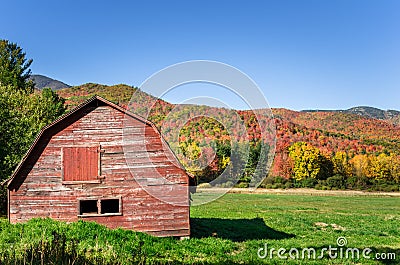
(296, 178, 318, 188)
(235, 182, 249, 188)
(274, 176, 287, 184)
(371, 182, 400, 192)
(345, 176, 372, 190)
(284, 182, 293, 189)
(345, 176, 358, 190)
(326, 175, 346, 190)
(197, 183, 212, 189)
(259, 174, 398, 192)
(262, 175, 276, 185)
(356, 176, 372, 190)
(271, 183, 284, 189)
(220, 181, 234, 188)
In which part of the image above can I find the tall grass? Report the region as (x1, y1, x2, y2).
(0, 193, 399, 264)
(0, 218, 148, 264)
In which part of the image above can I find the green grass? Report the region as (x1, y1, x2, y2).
(191, 193, 400, 264)
(0, 193, 399, 264)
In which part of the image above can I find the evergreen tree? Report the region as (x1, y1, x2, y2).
(0, 40, 34, 91)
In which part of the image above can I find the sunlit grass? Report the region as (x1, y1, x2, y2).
(0, 193, 399, 264)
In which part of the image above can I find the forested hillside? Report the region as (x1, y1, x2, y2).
(58, 84, 400, 190)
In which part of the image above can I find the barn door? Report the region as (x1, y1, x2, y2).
(63, 146, 99, 182)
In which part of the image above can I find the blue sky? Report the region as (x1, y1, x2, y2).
(1, 0, 399, 110)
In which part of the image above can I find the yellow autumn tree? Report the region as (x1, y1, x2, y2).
(332, 151, 352, 177)
(288, 142, 332, 181)
(350, 154, 372, 178)
(179, 141, 202, 175)
(388, 153, 400, 183)
(369, 153, 390, 180)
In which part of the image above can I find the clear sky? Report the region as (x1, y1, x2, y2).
(1, 0, 399, 110)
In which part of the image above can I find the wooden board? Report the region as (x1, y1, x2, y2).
(9, 103, 190, 237)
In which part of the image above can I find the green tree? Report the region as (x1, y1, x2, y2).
(0, 86, 66, 182)
(0, 40, 34, 91)
(0, 41, 66, 214)
(0, 85, 66, 214)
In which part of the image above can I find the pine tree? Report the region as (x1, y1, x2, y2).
(0, 39, 34, 91)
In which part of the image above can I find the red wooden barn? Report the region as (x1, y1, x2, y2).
(4, 96, 191, 237)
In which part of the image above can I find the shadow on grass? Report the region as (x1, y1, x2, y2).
(190, 217, 295, 242)
(371, 247, 400, 265)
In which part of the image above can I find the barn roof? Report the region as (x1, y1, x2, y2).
(3, 95, 185, 191)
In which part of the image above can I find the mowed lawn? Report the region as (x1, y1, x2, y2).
(190, 192, 400, 264)
(0, 192, 399, 264)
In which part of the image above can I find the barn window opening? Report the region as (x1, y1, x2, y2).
(101, 199, 120, 214)
(79, 200, 98, 215)
(78, 197, 121, 217)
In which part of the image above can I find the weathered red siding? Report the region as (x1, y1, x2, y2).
(8, 100, 190, 237)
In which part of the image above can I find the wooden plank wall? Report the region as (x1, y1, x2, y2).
(9, 105, 190, 237)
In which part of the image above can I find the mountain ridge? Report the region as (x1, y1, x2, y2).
(29, 74, 71, 90)
(302, 106, 400, 123)
(57, 82, 400, 139)
(36, 74, 400, 115)
(41, 74, 398, 118)
(55, 80, 400, 128)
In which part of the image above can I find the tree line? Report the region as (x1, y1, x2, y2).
(0, 39, 66, 214)
(267, 141, 400, 191)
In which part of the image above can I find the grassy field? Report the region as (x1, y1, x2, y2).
(191, 192, 400, 264)
(0, 192, 399, 264)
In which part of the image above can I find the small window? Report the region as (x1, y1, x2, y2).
(78, 197, 121, 217)
(101, 199, 120, 214)
(80, 200, 98, 215)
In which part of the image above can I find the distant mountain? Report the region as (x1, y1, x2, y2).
(302, 106, 400, 125)
(345, 106, 400, 120)
(30, 74, 71, 90)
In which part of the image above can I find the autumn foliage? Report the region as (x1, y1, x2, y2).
(58, 83, 400, 189)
